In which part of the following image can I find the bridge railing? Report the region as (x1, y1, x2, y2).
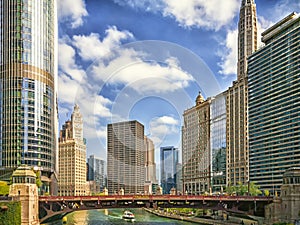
(39, 194, 272, 202)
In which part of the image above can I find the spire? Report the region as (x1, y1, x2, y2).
(237, 0, 258, 80)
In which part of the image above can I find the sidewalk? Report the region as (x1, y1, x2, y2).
(143, 208, 245, 225)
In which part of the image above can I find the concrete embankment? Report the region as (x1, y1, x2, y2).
(143, 208, 243, 225)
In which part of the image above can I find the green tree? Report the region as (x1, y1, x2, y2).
(249, 182, 262, 196)
(0, 181, 9, 196)
(35, 171, 42, 188)
(225, 184, 236, 195)
(236, 182, 247, 195)
(264, 189, 270, 197)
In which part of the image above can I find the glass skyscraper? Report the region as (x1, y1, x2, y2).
(87, 155, 107, 193)
(0, 1, 58, 182)
(210, 93, 226, 192)
(248, 12, 300, 194)
(160, 146, 178, 194)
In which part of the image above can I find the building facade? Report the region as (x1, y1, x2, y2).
(145, 136, 157, 184)
(248, 13, 300, 194)
(182, 92, 211, 194)
(0, 0, 58, 185)
(87, 155, 107, 193)
(210, 92, 227, 192)
(160, 146, 178, 194)
(58, 105, 87, 196)
(107, 120, 145, 194)
(226, 0, 258, 186)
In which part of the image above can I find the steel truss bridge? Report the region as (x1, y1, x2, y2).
(39, 195, 273, 223)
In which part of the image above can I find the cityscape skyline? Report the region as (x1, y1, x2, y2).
(56, 0, 300, 162)
(1, 1, 300, 224)
(0, 0, 299, 193)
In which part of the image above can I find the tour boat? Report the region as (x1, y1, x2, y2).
(122, 210, 135, 222)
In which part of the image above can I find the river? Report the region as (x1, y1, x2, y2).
(45, 208, 197, 225)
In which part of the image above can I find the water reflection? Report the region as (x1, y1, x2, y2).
(44, 208, 195, 225)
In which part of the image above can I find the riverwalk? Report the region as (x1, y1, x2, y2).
(143, 208, 258, 225)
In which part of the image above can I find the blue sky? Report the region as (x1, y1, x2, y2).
(57, 0, 300, 163)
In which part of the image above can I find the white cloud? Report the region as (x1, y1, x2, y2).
(163, 0, 240, 30)
(217, 29, 238, 76)
(149, 116, 180, 146)
(57, 0, 88, 28)
(91, 51, 194, 94)
(72, 27, 134, 61)
(113, 0, 239, 30)
(58, 41, 87, 82)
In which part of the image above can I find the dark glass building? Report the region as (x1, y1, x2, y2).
(248, 13, 300, 194)
(160, 146, 178, 194)
(210, 92, 227, 192)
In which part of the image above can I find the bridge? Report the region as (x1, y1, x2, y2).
(39, 195, 273, 223)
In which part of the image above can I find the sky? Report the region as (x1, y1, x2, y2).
(56, 0, 300, 164)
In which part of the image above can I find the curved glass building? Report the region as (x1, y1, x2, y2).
(0, 0, 58, 184)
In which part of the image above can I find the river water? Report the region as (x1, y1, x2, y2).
(45, 208, 196, 225)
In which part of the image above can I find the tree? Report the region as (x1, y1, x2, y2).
(237, 182, 248, 196)
(249, 182, 262, 196)
(35, 171, 42, 188)
(0, 181, 9, 196)
(264, 189, 270, 197)
(225, 184, 236, 195)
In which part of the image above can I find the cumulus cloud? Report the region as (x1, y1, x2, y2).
(58, 41, 86, 82)
(57, 0, 88, 28)
(217, 29, 238, 76)
(91, 50, 195, 94)
(163, 0, 240, 30)
(72, 27, 134, 61)
(113, 0, 240, 30)
(149, 116, 180, 146)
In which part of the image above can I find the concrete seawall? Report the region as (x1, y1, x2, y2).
(143, 208, 243, 225)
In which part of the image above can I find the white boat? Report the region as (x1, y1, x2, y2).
(122, 210, 135, 222)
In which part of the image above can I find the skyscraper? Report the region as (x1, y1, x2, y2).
(160, 146, 178, 194)
(182, 92, 211, 194)
(248, 12, 300, 194)
(107, 120, 146, 194)
(0, 1, 58, 184)
(226, 0, 258, 186)
(58, 105, 87, 196)
(87, 155, 107, 193)
(210, 92, 227, 192)
(145, 136, 156, 184)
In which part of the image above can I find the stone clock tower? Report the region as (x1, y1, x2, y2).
(71, 104, 84, 142)
(58, 104, 87, 196)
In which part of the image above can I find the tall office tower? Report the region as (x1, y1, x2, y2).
(107, 120, 145, 194)
(226, 0, 258, 186)
(58, 105, 87, 196)
(0, 1, 58, 185)
(210, 92, 227, 193)
(87, 155, 107, 193)
(160, 146, 178, 194)
(176, 163, 183, 193)
(182, 92, 211, 194)
(145, 136, 156, 183)
(248, 13, 300, 194)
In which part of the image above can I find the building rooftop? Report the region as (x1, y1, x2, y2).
(12, 165, 36, 178)
(262, 12, 299, 43)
